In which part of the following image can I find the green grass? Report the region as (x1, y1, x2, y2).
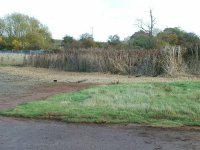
(1, 81, 200, 126)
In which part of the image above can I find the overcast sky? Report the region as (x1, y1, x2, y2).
(0, 0, 200, 41)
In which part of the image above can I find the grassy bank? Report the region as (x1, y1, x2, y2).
(1, 81, 200, 126)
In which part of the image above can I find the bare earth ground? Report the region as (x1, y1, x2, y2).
(0, 66, 200, 150)
(1, 66, 200, 84)
(0, 71, 93, 110)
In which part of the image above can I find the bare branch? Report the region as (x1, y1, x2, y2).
(135, 19, 149, 33)
(135, 9, 156, 37)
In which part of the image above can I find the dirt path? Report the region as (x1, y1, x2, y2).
(0, 117, 200, 150)
(0, 72, 93, 110)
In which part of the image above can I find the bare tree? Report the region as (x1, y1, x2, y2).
(136, 9, 156, 37)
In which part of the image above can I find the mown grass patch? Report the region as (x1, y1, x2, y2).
(1, 81, 200, 126)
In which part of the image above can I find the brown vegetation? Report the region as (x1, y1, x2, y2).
(27, 48, 161, 76)
(25, 46, 200, 76)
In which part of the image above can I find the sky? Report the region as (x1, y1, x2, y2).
(0, 0, 200, 41)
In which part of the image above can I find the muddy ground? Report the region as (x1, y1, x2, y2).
(0, 66, 200, 150)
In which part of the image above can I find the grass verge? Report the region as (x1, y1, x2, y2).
(1, 81, 200, 126)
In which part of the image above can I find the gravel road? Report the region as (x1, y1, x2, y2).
(1, 117, 200, 150)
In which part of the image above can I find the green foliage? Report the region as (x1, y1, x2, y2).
(0, 13, 52, 50)
(11, 39, 22, 50)
(0, 36, 6, 49)
(63, 35, 73, 47)
(95, 42, 109, 48)
(0, 37, 12, 50)
(108, 34, 120, 45)
(0, 36, 2, 43)
(129, 31, 157, 49)
(2, 81, 200, 126)
(80, 33, 96, 48)
(0, 18, 5, 36)
(157, 32, 178, 45)
(126, 27, 200, 50)
(157, 28, 181, 46)
(25, 32, 45, 49)
(183, 32, 199, 48)
(80, 33, 93, 41)
(62, 35, 82, 49)
(157, 27, 200, 48)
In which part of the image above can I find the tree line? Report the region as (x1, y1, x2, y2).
(63, 10, 200, 51)
(0, 12, 199, 51)
(62, 27, 199, 50)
